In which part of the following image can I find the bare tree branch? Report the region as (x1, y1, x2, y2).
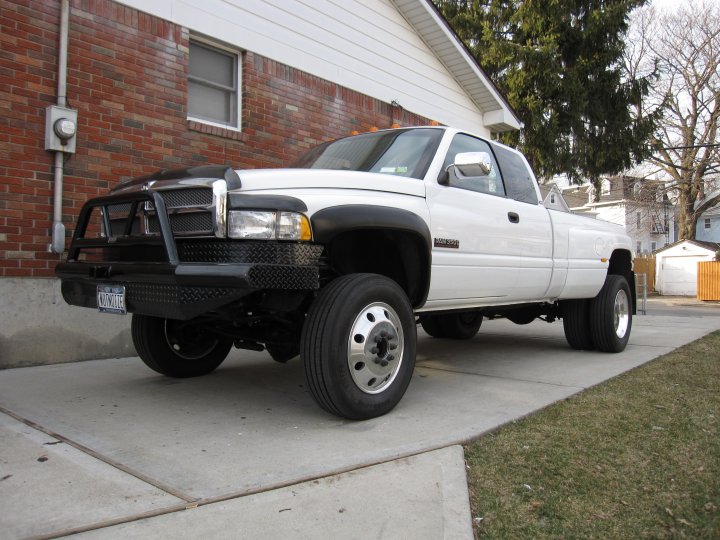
(625, 0, 720, 240)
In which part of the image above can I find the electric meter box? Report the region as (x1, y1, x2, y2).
(45, 105, 78, 153)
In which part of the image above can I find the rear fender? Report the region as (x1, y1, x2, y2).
(609, 249, 636, 315)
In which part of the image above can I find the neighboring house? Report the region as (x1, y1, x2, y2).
(0, 0, 520, 366)
(558, 183, 599, 218)
(695, 205, 720, 242)
(538, 184, 571, 212)
(655, 240, 720, 296)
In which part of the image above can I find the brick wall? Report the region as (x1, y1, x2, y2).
(0, 0, 431, 278)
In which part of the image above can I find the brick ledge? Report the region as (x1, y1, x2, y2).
(187, 120, 248, 142)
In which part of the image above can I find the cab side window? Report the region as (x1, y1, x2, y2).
(442, 134, 505, 196)
(492, 144, 538, 205)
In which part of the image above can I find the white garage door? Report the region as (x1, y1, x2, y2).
(659, 255, 703, 296)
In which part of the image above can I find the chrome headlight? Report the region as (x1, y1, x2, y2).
(228, 210, 312, 240)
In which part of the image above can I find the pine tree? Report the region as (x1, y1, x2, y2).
(436, 0, 658, 191)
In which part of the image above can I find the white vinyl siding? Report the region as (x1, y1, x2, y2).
(115, 0, 500, 136)
(696, 214, 720, 242)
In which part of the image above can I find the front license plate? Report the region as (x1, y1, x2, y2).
(97, 285, 126, 315)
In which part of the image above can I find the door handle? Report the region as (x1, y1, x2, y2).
(508, 212, 520, 223)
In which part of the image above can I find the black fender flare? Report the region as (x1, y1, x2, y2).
(311, 205, 432, 306)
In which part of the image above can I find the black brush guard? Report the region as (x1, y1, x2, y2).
(56, 190, 322, 320)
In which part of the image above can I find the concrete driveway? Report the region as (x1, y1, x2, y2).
(1, 299, 719, 539)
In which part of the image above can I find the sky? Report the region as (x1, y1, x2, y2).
(651, 0, 719, 9)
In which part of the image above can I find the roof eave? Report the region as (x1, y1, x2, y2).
(392, 0, 521, 132)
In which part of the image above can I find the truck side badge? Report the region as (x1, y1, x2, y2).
(434, 238, 459, 249)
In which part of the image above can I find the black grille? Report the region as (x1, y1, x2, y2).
(91, 188, 217, 243)
(160, 188, 213, 208)
(176, 240, 324, 264)
(148, 212, 214, 235)
(170, 213, 214, 233)
(107, 202, 132, 215)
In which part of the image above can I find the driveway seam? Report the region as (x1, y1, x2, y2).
(29, 443, 471, 539)
(0, 405, 197, 504)
(417, 364, 586, 389)
(29, 503, 192, 540)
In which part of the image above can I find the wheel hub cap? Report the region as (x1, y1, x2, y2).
(347, 303, 404, 395)
(614, 289, 630, 339)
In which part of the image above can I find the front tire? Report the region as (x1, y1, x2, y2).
(301, 274, 416, 420)
(131, 315, 233, 378)
(589, 275, 632, 353)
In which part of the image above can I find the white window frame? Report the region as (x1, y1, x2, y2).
(651, 241, 657, 252)
(636, 241, 642, 254)
(705, 218, 711, 229)
(187, 36, 242, 132)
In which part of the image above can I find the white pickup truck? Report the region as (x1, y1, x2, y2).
(57, 126, 635, 419)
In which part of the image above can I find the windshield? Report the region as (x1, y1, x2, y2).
(292, 128, 443, 180)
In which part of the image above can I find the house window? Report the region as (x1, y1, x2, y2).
(636, 241, 642, 254)
(636, 211, 642, 228)
(705, 218, 711, 229)
(651, 241, 657, 252)
(550, 194, 556, 203)
(188, 40, 240, 128)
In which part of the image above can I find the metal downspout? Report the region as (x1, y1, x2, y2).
(50, 0, 70, 254)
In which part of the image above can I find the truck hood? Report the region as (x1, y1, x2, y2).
(234, 169, 426, 198)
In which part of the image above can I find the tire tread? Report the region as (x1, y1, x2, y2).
(562, 299, 595, 350)
(589, 274, 632, 353)
(301, 273, 415, 419)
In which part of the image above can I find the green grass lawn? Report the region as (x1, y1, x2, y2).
(465, 331, 720, 539)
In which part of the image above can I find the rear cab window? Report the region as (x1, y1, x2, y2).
(491, 143, 539, 205)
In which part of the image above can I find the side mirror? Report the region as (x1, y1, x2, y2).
(454, 152, 493, 178)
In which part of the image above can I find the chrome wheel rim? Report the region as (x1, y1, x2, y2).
(347, 302, 404, 395)
(614, 289, 630, 339)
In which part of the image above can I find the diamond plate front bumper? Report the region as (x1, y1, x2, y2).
(56, 190, 323, 320)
